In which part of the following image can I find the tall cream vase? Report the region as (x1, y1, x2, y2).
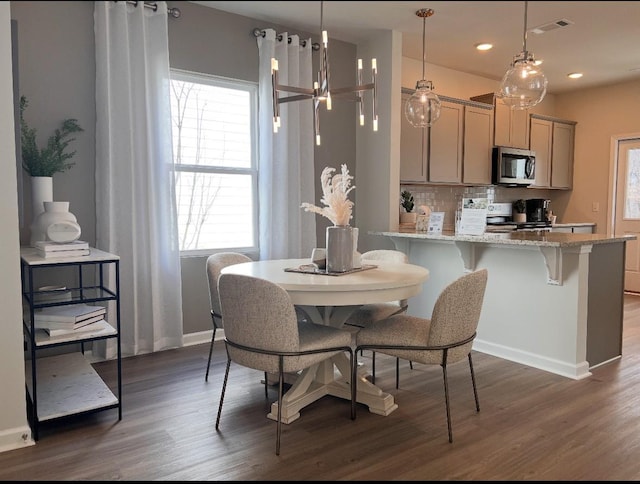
(31, 176, 53, 222)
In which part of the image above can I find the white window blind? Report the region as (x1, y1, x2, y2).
(170, 69, 258, 255)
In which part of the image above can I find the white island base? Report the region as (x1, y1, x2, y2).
(376, 231, 632, 380)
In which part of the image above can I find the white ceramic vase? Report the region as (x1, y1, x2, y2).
(30, 201, 81, 246)
(352, 227, 362, 269)
(31, 176, 53, 221)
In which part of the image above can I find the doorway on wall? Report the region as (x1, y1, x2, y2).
(612, 135, 640, 293)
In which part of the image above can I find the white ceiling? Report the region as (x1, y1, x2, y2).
(193, 1, 640, 94)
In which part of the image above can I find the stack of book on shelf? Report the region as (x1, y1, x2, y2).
(34, 285, 72, 303)
(34, 303, 106, 337)
(35, 240, 90, 259)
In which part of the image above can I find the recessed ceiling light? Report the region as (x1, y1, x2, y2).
(475, 43, 493, 51)
(568, 72, 583, 79)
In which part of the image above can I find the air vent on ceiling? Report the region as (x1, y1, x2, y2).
(530, 18, 574, 35)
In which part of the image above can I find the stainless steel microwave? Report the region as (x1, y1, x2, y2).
(492, 147, 536, 186)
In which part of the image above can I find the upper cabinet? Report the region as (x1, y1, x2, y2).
(551, 121, 575, 189)
(493, 97, 530, 149)
(400, 91, 428, 183)
(428, 99, 464, 183)
(529, 114, 576, 189)
(462, 104, 494, 184)
(529, 117, 552, 188)
(470, 93, 529, 149)
(400, 91, 493, 185)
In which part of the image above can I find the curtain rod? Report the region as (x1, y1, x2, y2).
(119, 1, 182, 18)
(252, 28, 320, 51)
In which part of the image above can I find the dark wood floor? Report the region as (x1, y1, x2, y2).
(3, 295, 640, 480)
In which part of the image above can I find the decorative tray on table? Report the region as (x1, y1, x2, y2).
(284, 264, 377, 276)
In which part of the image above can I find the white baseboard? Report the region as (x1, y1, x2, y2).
(182, 329, 224, 347)
(84, 329, 223, 363)
(0, 425, 35, 453)
(473, 339, 592, 380)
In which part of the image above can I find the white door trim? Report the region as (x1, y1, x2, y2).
(608, 132, 640, 237)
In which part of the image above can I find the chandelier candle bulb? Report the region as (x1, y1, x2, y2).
(270, 0, 378, 140)
(372, 58, 378, 130)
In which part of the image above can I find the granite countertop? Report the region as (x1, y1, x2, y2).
(372, 230, 635, 248)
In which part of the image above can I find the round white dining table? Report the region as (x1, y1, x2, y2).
(221, 258, 430, 423)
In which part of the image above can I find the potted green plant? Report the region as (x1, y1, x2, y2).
(513, 199, 527, 223)
(20, 95, 84, 220)
(400, 190, 417, 224)
(20, 96, 84, 177)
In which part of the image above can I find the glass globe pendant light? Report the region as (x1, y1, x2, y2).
(404, 8, 441, 128)
(498, 0, 548, 109)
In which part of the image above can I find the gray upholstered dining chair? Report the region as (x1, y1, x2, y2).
(205, 252, 252, 382)
(353, 269, 488, 443)
(344, 249, 410, 382)
(215, 272, 356, 456)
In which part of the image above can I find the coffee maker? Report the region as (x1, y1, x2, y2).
(525, 199, 550, 223)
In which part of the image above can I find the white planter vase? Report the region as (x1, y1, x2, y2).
(31, 176, 53, 221)
(30, 201, 81, 246)
(352, 227, 362, 269)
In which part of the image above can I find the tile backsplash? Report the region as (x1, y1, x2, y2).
(400, 185, 538, 230)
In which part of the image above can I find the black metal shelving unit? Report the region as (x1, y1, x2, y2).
(20, 247, 121, 441)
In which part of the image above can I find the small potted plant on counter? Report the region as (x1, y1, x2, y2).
(400, 190, 417, 224)
(513, 199, 527, 223)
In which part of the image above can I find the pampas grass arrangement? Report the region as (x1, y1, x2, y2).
(301, 164, 355, 226)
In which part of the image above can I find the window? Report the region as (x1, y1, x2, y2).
(169, 69, 258, 256)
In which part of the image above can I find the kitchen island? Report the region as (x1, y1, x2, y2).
(371, 230, 636, 379)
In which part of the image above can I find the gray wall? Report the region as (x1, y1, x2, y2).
(10, 1, 357, 339)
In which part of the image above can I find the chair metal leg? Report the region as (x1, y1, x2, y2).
(352, 349, 358, 419)
(264, 372, 268, 399)
(409, 360, 414, 370)
(395, 357, 400, 389)
(276, 357, 284, 456)
(215, 358, 231, 430)
(372, 351, 376, 384)
(205, 327, 217, 381)
(441, 362, 453, 443)
(468, 353, 480, 412)
(349, 350, 356, 420)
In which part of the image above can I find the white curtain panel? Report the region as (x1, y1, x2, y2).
(257, 29, 316, 260)
(94, 1, 183, 357)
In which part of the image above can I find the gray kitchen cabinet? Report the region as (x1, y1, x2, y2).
(551, 121, 575, 189)
(529, 114, 576, 189)
(428, 98, 464, 183)
(400, 91, 427, 183)
(529, 117, 552, 187)
(400, 90, 492, 185)
(462, 103, 494, 184)
(494, 97, 529, 149)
